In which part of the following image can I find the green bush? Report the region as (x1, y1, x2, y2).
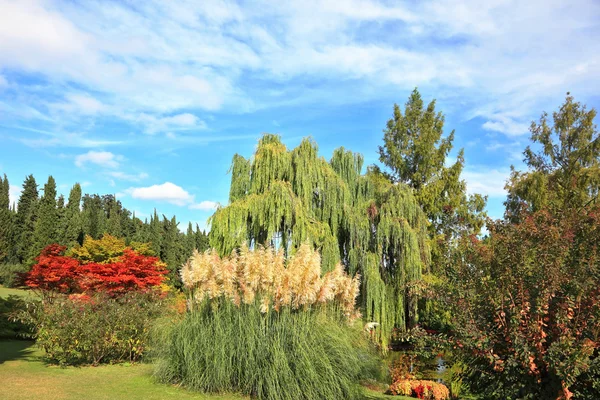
(0, 263, 29, 287)
(0, 295, 34, 339)
(154, 300, 379, 400)
(18, 291, 164, 365)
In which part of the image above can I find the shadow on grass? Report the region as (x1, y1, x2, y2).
(0, 340, 37, 364)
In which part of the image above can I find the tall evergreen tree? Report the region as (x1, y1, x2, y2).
(195, 224, 209, 253)
(82, 194, 105, 239)
(16, 175, 39, 264)
(184, 222, 196, 256)
(161, 215, 183, 286)
(31, 176, 58, 259)
(105, 195, 122, 237)
(149, 210, 162, 255)
(0, 174, 13, 262)
(61, 183, 82, 247)
(378, 89, 487, 274)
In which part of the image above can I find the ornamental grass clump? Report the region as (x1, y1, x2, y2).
(155, 244, 378, 400)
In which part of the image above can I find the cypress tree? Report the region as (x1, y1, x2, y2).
(161, 215, 183, 286)
(184, 222, 195, 256)
(210, 134, 430, 348)
(105, 195, 122, 237)
(149, 210, 162, 255)
(61, 183, 82, 247)
(0, 174, 13, 262)
(195, 224, 209, 252)
(82, 194, 105, 239)
(16, 175, 39, 264)
(31, 176, 58, 259)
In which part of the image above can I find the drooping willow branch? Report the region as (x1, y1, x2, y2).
(210, 134, 430, 349)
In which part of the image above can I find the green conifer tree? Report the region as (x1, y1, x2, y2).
(31, 176, 58, 259)
(61, 183, 83, 247)
(16, 175, 39, 264)
(0, 174, 13, 262)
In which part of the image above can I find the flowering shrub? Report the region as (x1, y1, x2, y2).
(20, 240, 168, 365)
(26, 244, 167, 296)
(388, 358, 450, 400)
(18, 291, 164, 365)
(389, 379, 449, 400)
(180, 243, 360, 319)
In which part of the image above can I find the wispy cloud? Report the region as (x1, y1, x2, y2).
(463, 168, 511, 198)
(107, 171, 149, 182)
(1, 0, 598, 142)
(189, 200, 219, 211)
(75, 151, 122, 169)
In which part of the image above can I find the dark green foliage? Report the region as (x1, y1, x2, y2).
(16, 175, 39, 264)
(160, 215, 184, 286)
(60, 183, 83, 247)
(0, 295, 33, 339)
(18, 292, 164, 365)
(82, 194, 106, 239)
(155, 301, 379, 400)
(0, 174, 15, 263)
(31, 176, 58, 260)
(0, 263, 29, 287)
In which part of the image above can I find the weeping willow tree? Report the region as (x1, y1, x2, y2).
(210, 134, 430, 349)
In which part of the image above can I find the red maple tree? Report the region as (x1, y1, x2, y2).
(26, 244, 167, 296)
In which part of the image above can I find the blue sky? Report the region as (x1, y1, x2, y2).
(0, 0, 599, 230)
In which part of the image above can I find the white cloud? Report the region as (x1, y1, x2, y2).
(189, 200, 219, 211)
(482, 115, 530, 137)
(51, 93, 105, 115)
(75, 151, 122, 168)
(132, 112, 207, 135)
(462, 168, 511, 198)
(0, 0, 599, 141)
(0, 74, 7, 88)
(128, 182, 194, 206)
(108, 171, 149, 182)
(9, 184, 21, 207)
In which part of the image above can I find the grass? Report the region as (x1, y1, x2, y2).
(0, 286, 39, 300)
(0, 341, 246, 400)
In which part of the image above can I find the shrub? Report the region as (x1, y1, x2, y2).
(387, 357, 450, 400)
(155, 244, 378, 400)
(446, 209, 600, 399)
(0, 263, 29, 287)
(18, 291, 164, 365)
(389, 379, 449, 400)
(0, 295, 34, 339)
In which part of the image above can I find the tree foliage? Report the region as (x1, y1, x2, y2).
(26, 243, 167, 296)
(447, 95, 600, 399)
(210, 134, 430, 349)
(378, 89, 487, 245)
(448, 208, 600, 399)
(506, 93, 600, 220)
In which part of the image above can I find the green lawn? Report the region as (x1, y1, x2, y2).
(0, 341, 245, 400)
(0, 286, 38, 300)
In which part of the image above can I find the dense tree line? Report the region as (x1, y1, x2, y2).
(0, 176, 209, 285)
